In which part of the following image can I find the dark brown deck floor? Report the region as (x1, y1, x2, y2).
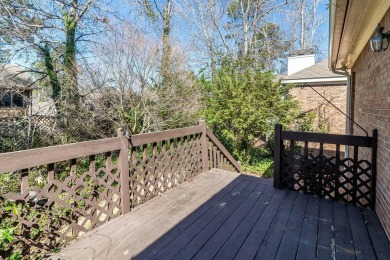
(50, 169, 390, 260)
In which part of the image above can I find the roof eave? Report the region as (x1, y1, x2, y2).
(330, 0, 390, 70)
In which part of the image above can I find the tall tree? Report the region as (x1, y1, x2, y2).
(60, 0, 96, 109)
(177, 0, 234, 80)
(287, 0, 325, 51)
(137, 0, 174, 85)
(227, 0, 289, 56)
(0, 0, 110, 111)
(255, 23, 292, 71)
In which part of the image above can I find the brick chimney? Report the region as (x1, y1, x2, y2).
(287, 49, 315, 76)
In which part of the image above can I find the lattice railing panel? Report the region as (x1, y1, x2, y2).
(1, 151, 122, 255)
(279, 149, 373, 207)
(274, 124, 378, 209)
(128, 134, 203, 208)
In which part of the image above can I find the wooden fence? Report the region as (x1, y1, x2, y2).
(273, 124, 377, 209)
(0, 120, 240, 255)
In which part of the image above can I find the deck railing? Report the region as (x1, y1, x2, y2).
(273, 124, 377, 209)
(0, 120, 240, 256)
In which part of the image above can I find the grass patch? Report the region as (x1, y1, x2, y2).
(242, 158, 274, 178)
(239, 147, 274, 178)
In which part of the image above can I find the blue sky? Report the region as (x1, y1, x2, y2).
(8, 0, 330, 73)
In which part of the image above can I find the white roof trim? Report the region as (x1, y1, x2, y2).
(282, 77, 347, 85)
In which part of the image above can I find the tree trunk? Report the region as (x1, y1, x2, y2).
(300, 0, 305, 49)
(63, 21, 78, 110)
(161, 0, 172, 85)
(41, 45, 61, 104)
(243, 22, 249, 56)
(210, 42, 216, 81)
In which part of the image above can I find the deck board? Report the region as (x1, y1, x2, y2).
(317, 198, 335, 260)
(150, 180, 253, 260)
(333, 200, 356, 260)
(213, 185, 276, 259)
(361, 208, 390, 260)
(232, 188, 287, 259)
(296, 195, 321, 259)
(254, 191, 298, 259)
(135, 174, 244, 259)
(192, 184, 269, 260)
(347, 204, 377, 260)
(173, 182, 259, 259)
(50, 169, 390, 260)
(274, 193, 308, 260)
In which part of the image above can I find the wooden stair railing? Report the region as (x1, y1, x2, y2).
(0, 120, 240, 256)
(205, 128, 241, 172)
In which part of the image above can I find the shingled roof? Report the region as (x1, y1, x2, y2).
(0, 64, 34, 90)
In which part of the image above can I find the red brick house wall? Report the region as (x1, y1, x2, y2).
(290, 84, 347, 134)
(352, 13, 390, 238)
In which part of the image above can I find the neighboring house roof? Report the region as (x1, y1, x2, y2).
(275, 74, 287, 81)
(281, 60, 347, 85)
(329, 0, 390, 70)
(0, 64, 34, 90)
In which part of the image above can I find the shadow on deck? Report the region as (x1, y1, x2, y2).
(50, 169, 390, 260)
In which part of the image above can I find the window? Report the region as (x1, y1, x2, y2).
(12, 93, 24, 107)
(0, 91, 25, 107)
(0, 92, 11, 107)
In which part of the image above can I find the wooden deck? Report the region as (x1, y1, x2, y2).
(49, 169, 390, 260)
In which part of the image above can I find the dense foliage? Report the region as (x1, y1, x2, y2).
(202, 58, 302, 161)
(0, 197, 68, 259)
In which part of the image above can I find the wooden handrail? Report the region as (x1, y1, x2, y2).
(0, 124, 239, 174)
(129, 126, 203, 146)
(206, 128, 241, 172)
(0, 137, 121, 173)
(281, 130, 372, 147)
(0, 126, 235, 172)
(0, 126, 203, 173)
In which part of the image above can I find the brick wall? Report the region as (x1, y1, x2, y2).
(289, 84, 347, 134)
(352, 11, 390, 239)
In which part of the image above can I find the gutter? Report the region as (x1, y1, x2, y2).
(328, 0, 336, 72)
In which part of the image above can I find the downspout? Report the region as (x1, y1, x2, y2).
(328, 0, 351, 158)
(345, 71, 351, 137)
(330, 68, 351, 159)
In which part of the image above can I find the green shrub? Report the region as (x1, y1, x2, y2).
(201, 57, 302, 159)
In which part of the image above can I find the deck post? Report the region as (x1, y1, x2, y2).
(20, 168, 29, 194)
(274, 124, 282, 188)
(370, 129, 378, 210)
(199, 120, 208, 172)
(117, 128, 130, 214)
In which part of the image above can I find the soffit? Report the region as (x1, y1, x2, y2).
(330, 0, 390, 70)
